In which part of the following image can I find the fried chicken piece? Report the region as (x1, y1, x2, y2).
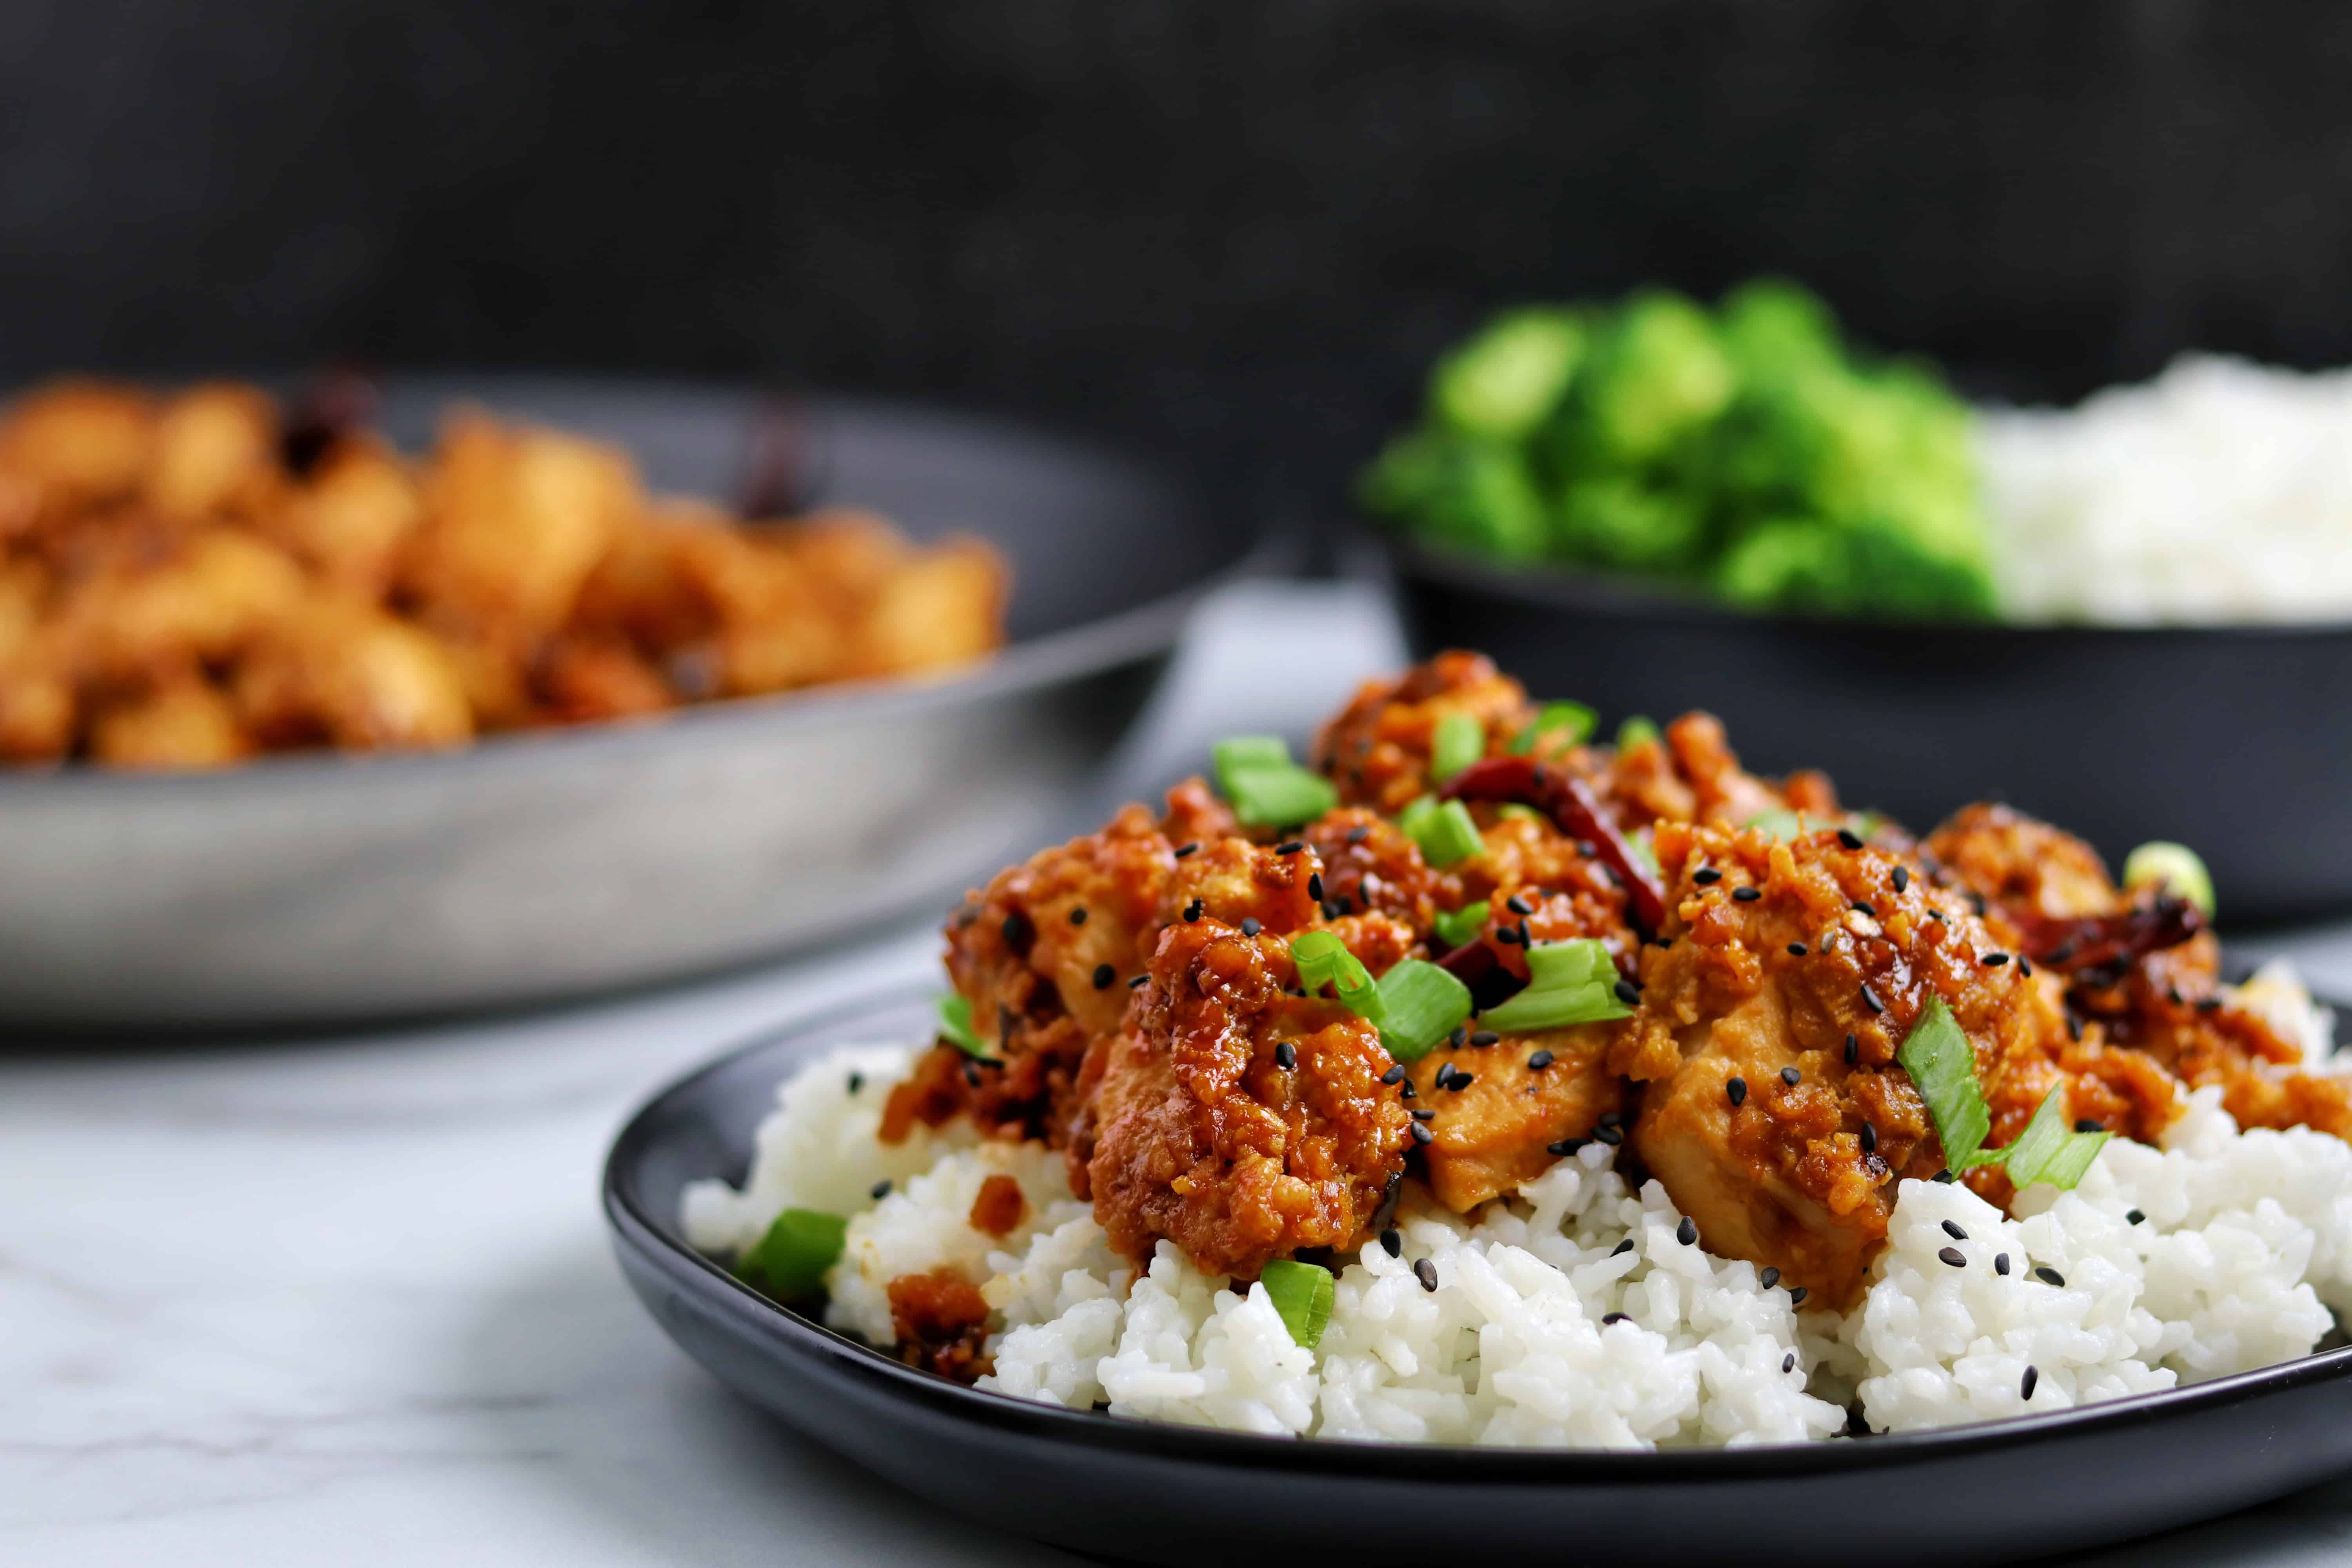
(1083, 839, 1414, 1279)
(404, 409, 640, 647)
(1619, 819, 2076, 1308)
(234, 601, 474, 753)
(0, 381, 153, 522)
(1408, 1024, 1624, 1211)
(1312, 650, 1547, 815)
(0, 658, 72, 762)
(1924, 802, 2117, 925)
(842, 535, 1006, 680)
(536, 634, 675, 722)
(143, 384, 281, 525)
(85, 670, 250, 768)
(0, 557, 46, 666)
(60, 529, 305, 684)
(886, 1268, 994, 1383)
(274, 432, 421, 592)
(1604, 710, 1813, 832)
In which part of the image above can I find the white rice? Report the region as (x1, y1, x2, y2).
(1976, 354, 2352, 624)
(686, 965, 2350, 1446)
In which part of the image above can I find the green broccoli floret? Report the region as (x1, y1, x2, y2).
(1713, 515, 1994, 619)
(1559, 291, 1736, 469)
(1556, 476, 1710, 573)
(1717, 278, 1842, 376)
(1430, 308, 1592, 441)
(1358, 428, 1548, 561)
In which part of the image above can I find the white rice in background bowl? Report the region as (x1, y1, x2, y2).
(681, 964, 2352, 1449)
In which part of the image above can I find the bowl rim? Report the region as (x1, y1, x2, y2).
(0, 380, 1287, 798)
(1383, 534, 2352, 641)
(603, 982, 2352, 1481)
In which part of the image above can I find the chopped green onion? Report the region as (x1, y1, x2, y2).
(1432, 900, 1490, 949)
(1375, 958, 1474, 1060)
(1624, 827, 1661, 881)
(1497, 802, 1546, 824)
(1260, 1258, 1335, 1349)
(1895, 997, 2108, 1189)
(937, 994, 989, 1059)
(1476, 938, 1633, 1033)
(1743, 809, 1813, 842)
(739, 1207, 848, 1300)
(1508, 700, 1598, 755)
(1616, 715, 1661, 749)
(2122, 841, 2215, 919)
(1894, 998, 1990, 1169)
(1430, 711, 1486, 783)
(1214, 735, 1338, 829)
(1398, 794, 1485, 867)
(1291, 931, 1387, 1025)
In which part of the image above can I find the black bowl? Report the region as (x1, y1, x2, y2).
(1384, 538, 2352, 927)
(603, 989, 2352, 1567)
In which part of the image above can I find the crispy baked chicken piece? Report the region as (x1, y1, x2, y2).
(58, 529, 306, 684)
(1408, 1024, 1625, 1212)
(1083, 838, 1415, 1279)
(1618, 819, 2077, 1308)
(1604, 711, 1824, 833)
(85, 670, 250, 768)
(143, 383, 283, 525)
(842, 535, 1006, 681)
(233, 600, 475, 753)
(0, 381, 154, 526)
(1927, 802, 2351, 1139)
(273, 432, 422, 592)
(1313, 650, 1553, 815)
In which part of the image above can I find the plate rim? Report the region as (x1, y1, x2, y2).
(604, 982, 2352, 1480)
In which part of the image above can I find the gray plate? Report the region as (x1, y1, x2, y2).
(0, 377, 1259, 1029)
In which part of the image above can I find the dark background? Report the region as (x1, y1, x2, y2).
(3, 0, 2348, 520)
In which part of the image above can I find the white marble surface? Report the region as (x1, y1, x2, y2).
(10, 581, 2352, 1566)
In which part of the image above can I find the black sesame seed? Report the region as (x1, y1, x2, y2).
(1276, 840, 1305, 855)
(1182, 898, 1204, 923)
(1002, 910, 1034, 953)
(1379, 1063, 1405, 1085)
(1414, 1258, 1439, 1292)
(1782, 1351, 1797, 1374)
(2018, 958, 2033, 978)
(1449, 1025, 1468, 1049)
(1932, 1169, 1955, 1184)
(1693, 867, 1722, 885)
(1446, 1071, 1474, 1091)
(1677, 1216, 1699, 1246)
(1728, 1077, 1747, 1107)
(1321, 900, 1345, 920)
(1780, 1066, 1801, 1086)
(1308, 873, 1325, 902)
(871, 1180, 892, 1200)
(1788, 942, 1809, 956)
(1981, 952, 2010, 967)
(1837, 829, 1864, 850)
(1612, 1238, 1636, 1256)
(1548, 1139, 1586, 1157)
(1347, 825, 1371, 844)
(1410, 1108, 1435, 1121)
(2074, 1119, 2103, 1134)
(1093, 963, 1116, 989)
(1852, 900, 1876, 918)
(1275, 1041, 1298, 1071)
(1410, 1121, 1434, 1145)
(1845, 1032, 1859, 1065)
(1400, 1080, 1416, 1099)
(1892, 867, 1910, 893)
(1602, 1311, 1630, 1325)
(963, 1060, 984, 1087)
(1859, 1122, 1878, 1154)
(847, 1072, 864, 1095)
(1506, 894, 1535, 916)
(1760, 1267, 1781, 1288)
(2034, 1266, 2066, 1287)
(1128, 974, 1149, 989)
(2127, 1209, 2146, 1226)
(1995, 1252, 2011, 1275)
(2195, 995, 2221, 1012)
(1471, 1031, 1500, 1047)
(1860, 983, 1885, 1014)
(1942, 1219, 1968, 1241)
(1614, 979, 1642, 1005)
(1238, 917, 1260, 937)
(1788, 1287, 1809, 1306)
(2021, 1365, 2040, 1401)
(1381, 1228, 1401, 1256)
(1069, 907, 1089, 926)
(1173, 842, 1199, 858)
(1927, 907, 1946, 922)
(1732, 886, 1762, 903)
(1597, 1111, 1623, 1129)
(1496, 925, 1524, 946)
(1528, 1049, 1555, 1070)
(1515, 920, 1533, 946)
(1593, 1124, 1624, 1146)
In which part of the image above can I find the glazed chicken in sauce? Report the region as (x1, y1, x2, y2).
(898, 651, 2321, 1365)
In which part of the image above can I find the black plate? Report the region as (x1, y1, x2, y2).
(1384, 538, 2352, 927)
(604, 989, 2352, 1566)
